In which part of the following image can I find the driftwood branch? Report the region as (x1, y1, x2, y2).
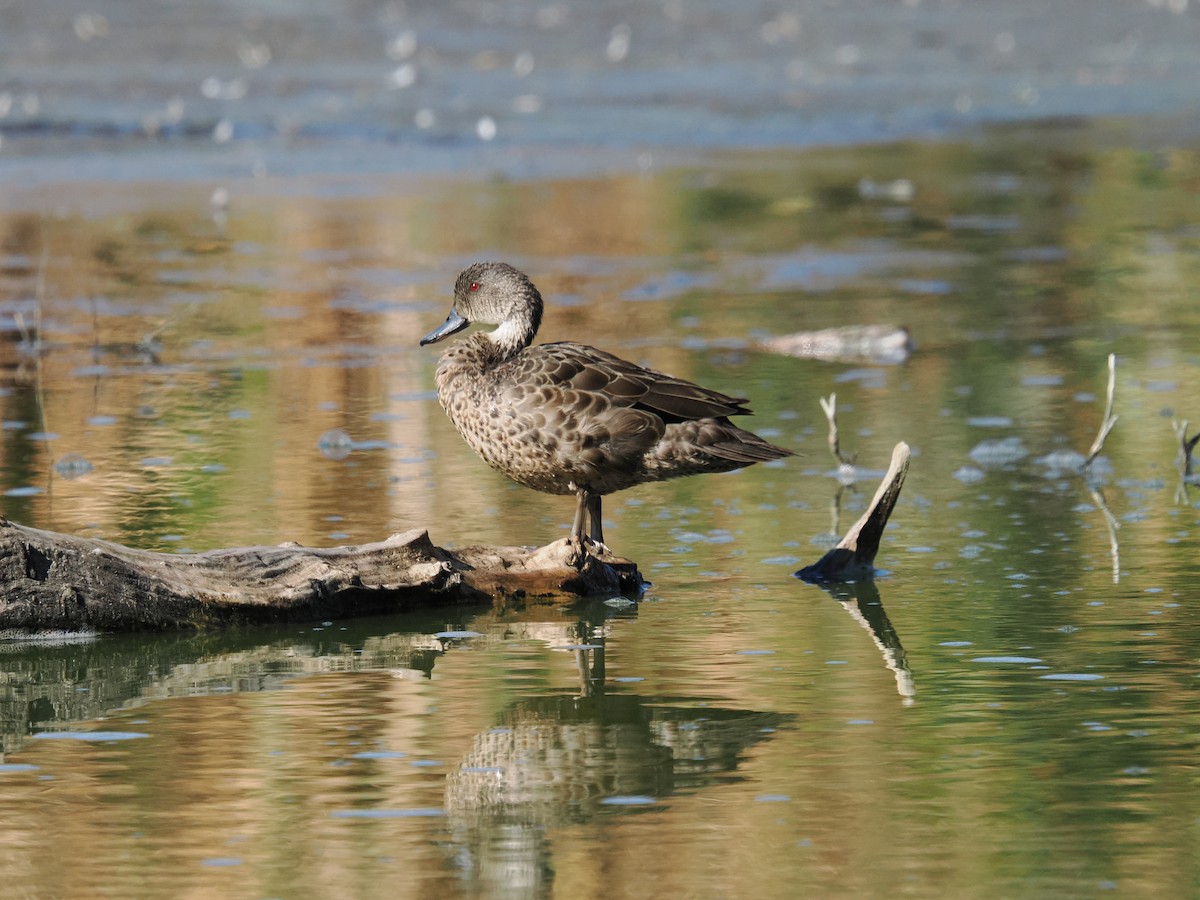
(0, 520, 643, 635)
(797, 441, 910, 583)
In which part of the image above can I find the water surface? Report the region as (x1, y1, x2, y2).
(1, 127, 1199, 897)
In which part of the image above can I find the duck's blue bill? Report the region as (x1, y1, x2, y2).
(420, 309, 470, 345)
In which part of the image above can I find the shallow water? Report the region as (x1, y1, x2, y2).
(2, 122, 1200, 896)
(7, 0, 1200, 188)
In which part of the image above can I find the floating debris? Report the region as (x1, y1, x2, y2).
(953, 466, 986, 484)
(54, 453, 93, 479)
(603, 596, 636, 608)
(968, 437, 1028, 465)
(761, 325, 912, 366)
(317, 429, 353, 460)
(857, 177, 915, 202)
(1035, 449, 1087, 473)
(32, 731, 150, 741)
(600, 795, 657, 806)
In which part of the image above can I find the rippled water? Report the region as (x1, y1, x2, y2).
(1, 126, 1200, 896)
(7, 0, 1200, 187)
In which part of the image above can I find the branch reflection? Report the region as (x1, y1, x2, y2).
(817, 580, 915, 706)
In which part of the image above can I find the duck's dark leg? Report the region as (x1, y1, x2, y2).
(586, 492, 604, 546)
(570, 488, 589, 543)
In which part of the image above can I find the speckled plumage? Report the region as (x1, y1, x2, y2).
(421, 262, 792, 546)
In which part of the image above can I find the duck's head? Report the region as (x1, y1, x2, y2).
(420, 262, 544, 352)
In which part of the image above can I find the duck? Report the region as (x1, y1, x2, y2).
(420, 262, 793, 549)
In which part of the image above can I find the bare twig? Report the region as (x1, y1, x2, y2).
(1084, 353, 1118, 467)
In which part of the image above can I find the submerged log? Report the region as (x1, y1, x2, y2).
(0, 520, 643, 634)
(796, 441, 911, 583)
(761, 325, 913, 366)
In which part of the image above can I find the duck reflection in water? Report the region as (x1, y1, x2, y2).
(421, 262, 792, 550)
(443, 624, 789, 897)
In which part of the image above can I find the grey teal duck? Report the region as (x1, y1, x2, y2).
(420, 262, 793, 547)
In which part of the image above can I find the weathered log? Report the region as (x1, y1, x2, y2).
(795, 441, 911, 582)
(0, 519, 643, 634)
(761, 325, 913, 366)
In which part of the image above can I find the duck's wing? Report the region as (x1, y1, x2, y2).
(507, 342, 753, 424)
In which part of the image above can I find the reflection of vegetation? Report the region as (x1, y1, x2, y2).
(0, 124, 1197, 573)
(810, 180, 862, 212)
(1, 120, 1200, 900)
(1132, 151, 1171, 189)
(681, 186, 770, 223)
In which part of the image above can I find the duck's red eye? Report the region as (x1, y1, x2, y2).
(469, 282, 480, 292)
